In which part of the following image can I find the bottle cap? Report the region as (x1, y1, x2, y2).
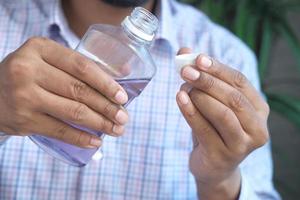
(175, 53, 199, 73)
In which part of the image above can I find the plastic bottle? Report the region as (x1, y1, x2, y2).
(30, 7, 159, 166)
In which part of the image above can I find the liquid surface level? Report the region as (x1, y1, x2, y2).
(30, 78, 150, 166)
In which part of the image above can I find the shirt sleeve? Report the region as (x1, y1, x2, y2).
(238, 143, 281, 200)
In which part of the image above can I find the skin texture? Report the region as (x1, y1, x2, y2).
(0, 37, 130, 148)
(176, 48, 270, 200)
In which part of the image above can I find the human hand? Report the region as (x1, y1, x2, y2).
(0, 37, 129, 148)
(176, 48, 270, 199)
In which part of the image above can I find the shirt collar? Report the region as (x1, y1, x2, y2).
(154, 0, 178, 52)
(48, 0, 80, 49)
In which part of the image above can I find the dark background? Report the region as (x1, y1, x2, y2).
(267, 11, 300, 200)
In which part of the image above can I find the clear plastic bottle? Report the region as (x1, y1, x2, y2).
(29, 7, 159, 166)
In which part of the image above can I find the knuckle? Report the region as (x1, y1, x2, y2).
(24, 37, 48, 48)
(53, 124, 69, 141)
(186, 108, 197, 118)
(233, 71, 247, 88)
(97, 117, 106, 131)
(103, 119, 114, 133)
(6, 56, 29, 80)
(230, 92, 246, 111)
(200, 74, 214, 91)
(14, 88, 31, 103)
(255, 127, 269, 148)
(72, 81, 90, 101)
(103, 102, 118, 117)
(98, 118, 114, 133)
(74, 132, 86, 147)
(189, 88, 201, 101)
(73, 55, 91, 76)
(232, 148, 247, 161)
(100, 77, 118, 97)
(219, 108, 233, 124)
(201, 124, 212, 133)
(234, 140, 250, 156)
(5, 56, 37, 86)
(70, 103, 87, 122)
(210, 60, 222, 76)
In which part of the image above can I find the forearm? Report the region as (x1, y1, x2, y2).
(196, 169, 241, 200)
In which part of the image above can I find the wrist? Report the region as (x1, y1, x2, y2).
(196, 169, 241, 200)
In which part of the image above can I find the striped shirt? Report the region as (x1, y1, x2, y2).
(0, 0, 280, 199)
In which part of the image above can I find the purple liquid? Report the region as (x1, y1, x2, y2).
(30, 78, 150, 167)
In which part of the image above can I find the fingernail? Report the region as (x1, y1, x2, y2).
(182, 66, 200, 81)
(115, 110, 128, 124)
(114, 90, 128, 104)
(200, 56, 212, 69)
(178, 92, 189, 105)
(90, 137, 102, 147)
(113, 125, 125, 135)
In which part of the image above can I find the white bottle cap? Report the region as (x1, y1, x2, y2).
(175, 53, 199, 73)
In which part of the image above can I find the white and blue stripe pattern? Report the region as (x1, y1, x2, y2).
(0, 0, 280, 199)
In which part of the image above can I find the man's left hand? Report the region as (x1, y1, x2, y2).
(176, 48, 270, 200)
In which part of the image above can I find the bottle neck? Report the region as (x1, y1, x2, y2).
(121, 20, 151, 46)
(121, 7, 158, 46)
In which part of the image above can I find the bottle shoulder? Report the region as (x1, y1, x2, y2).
(80, 24, 156, 79)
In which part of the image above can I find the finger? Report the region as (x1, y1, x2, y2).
(32, 113, 102, 148)
(180, 82, 193, 94)
(177, 47, 192, 55)
(38, 38, 128, 105)
(36, 61, 129, 125)
(195, 54, 268, 114)
(180, 84, 199, 148)
(181, 66, 265, 136)
(36, 87, 125, 137)
(189, 89, 248, 148)
(176, 90, 224, 149)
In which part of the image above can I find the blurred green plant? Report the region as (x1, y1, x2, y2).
(180, 0, 300, 130)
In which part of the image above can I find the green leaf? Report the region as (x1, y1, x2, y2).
(199, 0, 225, 25)
(258, 20, 272, 81)
(199, 0, 211, 16)
(233, 0, 248, 40)
(245, 16, 259, 50)
(267, 93, 300, 129)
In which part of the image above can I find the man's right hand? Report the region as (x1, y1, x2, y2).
(0, 37, 129, 148)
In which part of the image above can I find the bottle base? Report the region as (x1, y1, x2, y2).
(29, 135, 89, 167)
